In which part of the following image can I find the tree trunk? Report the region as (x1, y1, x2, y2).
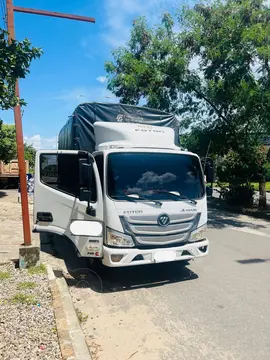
(259, 176, 267, 209)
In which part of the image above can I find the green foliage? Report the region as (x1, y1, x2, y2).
(0, 271, 10, 280)
(28, 263, 47, 275)
(75, 308, 89, 323)
(217, 147, 267, 185)
(106, 1, 270, 132)
(0, 122, 17, 163)
(0, 122, 36, 168)
(216, 147, 267, 206)
(179, 0, 270, 135)
(225, 183, 255, 207)
(24, 143, 36, 172)
(10, 293, 37, 305)
(0, 28, 42, 110)
(105, 16, 189, 113)
(17, 281, 37, 290)
(252, 181, 270, 191)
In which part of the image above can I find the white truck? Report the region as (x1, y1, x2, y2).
(33, 103, 208, 267)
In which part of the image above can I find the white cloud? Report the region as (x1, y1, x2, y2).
(96, 76, 107, 84)
(24, 135, 57, 150)
(55, 86, 117, 110)
(102, 0, 179, 47)
(55, 87, 91, 103)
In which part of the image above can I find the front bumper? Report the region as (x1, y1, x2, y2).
(102, 238, 209, 267)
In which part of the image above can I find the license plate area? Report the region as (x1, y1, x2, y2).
(154, 251, 176, 263)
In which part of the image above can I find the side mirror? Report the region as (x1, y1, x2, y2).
(202, 157, 214, 183)
(205, 164, 214, 183)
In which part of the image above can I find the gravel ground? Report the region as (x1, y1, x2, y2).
(0, 262, 62, 360)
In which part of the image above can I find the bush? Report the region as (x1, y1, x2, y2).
(216, 149, 261, 207)
(224, 183, 255, 207)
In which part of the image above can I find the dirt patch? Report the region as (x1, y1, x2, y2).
(0, 190, 38, 261)
(71, 285, 173, 360)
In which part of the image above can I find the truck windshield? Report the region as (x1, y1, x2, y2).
(107, 152, 205, 201)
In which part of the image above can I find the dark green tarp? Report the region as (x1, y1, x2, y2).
(58, 102, 179, 153)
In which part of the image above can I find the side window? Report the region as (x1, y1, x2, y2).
(94, 153, 104, 192)
(40, 154, 97, 202)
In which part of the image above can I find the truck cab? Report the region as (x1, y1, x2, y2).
(33, 122, 209, 267)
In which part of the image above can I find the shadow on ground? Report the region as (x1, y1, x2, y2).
(236, 258, 270, 264)
(0, 191, 8, 199)
(40, 233, 198, 294)
(208, 208, 268, 230)
(208, 197, 270, 223)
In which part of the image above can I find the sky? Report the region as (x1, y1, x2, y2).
(0, 0, 189, 149)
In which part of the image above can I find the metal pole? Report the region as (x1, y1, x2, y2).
(5, 0, 96, 247)
(6, 0, 31, 246)
(13, 6, 95, 23)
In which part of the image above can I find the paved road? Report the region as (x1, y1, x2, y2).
(42, 209, 270, 360)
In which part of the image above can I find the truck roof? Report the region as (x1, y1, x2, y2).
(58, 102, 180, 153)
(94, 122, 178, 151)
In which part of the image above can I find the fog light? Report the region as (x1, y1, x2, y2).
(199, 246, 208, 253)
(111, 254, 124, 263)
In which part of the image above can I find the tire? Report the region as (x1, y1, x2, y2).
(88, 258, 108, 275)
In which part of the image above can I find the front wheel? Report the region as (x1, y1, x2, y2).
(88, 258, 108, 275)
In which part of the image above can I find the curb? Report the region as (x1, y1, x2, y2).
(208, 201, 270, 221)
(46, 264, 92, 360)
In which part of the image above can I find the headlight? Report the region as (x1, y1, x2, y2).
(106, 228, 135, 247)
(189, 225, 207, 242)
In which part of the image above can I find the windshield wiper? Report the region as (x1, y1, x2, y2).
(154, 190, 197, 205)
(126, 193, 162, 206)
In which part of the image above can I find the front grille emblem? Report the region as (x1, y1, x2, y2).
(157, 213, 170, 227)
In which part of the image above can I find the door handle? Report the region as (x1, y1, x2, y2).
(37, 212, 53, 222)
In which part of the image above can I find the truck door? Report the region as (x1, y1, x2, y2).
(33, 150, 104, 258)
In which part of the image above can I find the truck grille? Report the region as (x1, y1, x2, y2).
(137, 232, 187, 245)
(122, 212, 199, 246)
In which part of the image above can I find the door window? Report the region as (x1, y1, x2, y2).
(40, 153, 97, 201)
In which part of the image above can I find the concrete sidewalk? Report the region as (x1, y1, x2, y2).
(0, 189, 39, 263)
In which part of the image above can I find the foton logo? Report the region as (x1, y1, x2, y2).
(116, 114, 143, 123)
(157, 214, 170, 227)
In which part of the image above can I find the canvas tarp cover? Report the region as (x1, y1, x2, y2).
(58, 102, 179, 153)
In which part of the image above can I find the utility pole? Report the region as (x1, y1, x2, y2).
(6, 0, 95, 246)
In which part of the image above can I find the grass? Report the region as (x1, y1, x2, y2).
(28, 263, 47, 275)
(76, 308, 88, 323)
(17, 281, 37, 290)
(251, 182, 270, 192)
(11, 293, 37, 305)
(211, 182, 270, 191)
(0, 271, 10, 280)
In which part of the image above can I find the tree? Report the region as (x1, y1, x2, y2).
(0, 121, 17, 162)
(24, 143, 36, 172)
(0, 122, 36, 172)
(0, 28, 42, 110)
(105, 15, 189, 113)
(105, 0, 270, 207)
